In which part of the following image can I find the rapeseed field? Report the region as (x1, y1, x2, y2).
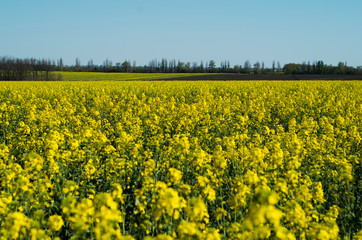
(0, 81, 361, 239)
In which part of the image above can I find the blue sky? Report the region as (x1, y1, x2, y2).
(1, 0, 361, 67)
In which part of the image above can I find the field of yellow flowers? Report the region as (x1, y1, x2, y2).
(0, 81, 361, 239)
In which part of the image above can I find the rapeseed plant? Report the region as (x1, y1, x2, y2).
(0, 81, 360, 239)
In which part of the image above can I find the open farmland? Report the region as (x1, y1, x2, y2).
(0, 81, 361, 239)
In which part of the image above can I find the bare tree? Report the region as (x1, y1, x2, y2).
(132, 61, 136, 72)
(277, 61, 281, 73)
(75, 57, 81, 71)
(0, 57, 58, 80)
(57, 58, 64, 71)
(148, 59, 157, 73)
(272, 60, 276, 74)
(103, 58, 113, 71)
(87, 59, 94, 72)
(169, 59, 176, 73)
(161, 58, 168, 73)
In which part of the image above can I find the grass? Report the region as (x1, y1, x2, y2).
(56, 72, 213, 81)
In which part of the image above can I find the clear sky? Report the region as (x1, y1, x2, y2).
(1, 0, 362, 67)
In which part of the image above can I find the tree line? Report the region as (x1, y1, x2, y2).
(283, 61, 362, 75)
(62, 57, 362, 75)
(59, 58, 285, 74)
(0, 57, 62, 81)
(1, 56, 362, 81)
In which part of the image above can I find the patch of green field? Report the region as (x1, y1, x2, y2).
(56, 72, 211, 81)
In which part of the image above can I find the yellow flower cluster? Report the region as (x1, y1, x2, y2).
(0, 80, 361, 239)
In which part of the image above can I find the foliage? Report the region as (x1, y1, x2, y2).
(0, 81, 361, 239)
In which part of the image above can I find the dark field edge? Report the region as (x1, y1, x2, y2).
(155, 74, 362, 81)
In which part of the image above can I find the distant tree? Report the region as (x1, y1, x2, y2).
(185, 62, 191, 72)
(272, 60, 276, 74)
(122, 60, 131, 72)
(357, 66, 362, 75)
(208, 60, 216, 73)
(220, 60, 230, 73)
(307, 61, 311, 73)
(0, 56, 59, 80)
(161, 58, 168, 73)
(192, 62, 198, 73)
(87, 59, 94, 72)
(325, 64, 335, 75)
(243, 60, 251, 74)
(234, 65, 241, 73)
(337, 62, 345, 74)
(302, 61, 307, 73)
(261, 61, 265, 74)
(115, 62, 121, 71)
(277, 61, 281, 73)
(103, 59, 113, 71)
(225, 60, 230, 72)
(254, 61, 261, 75)
(220, 60, 226, 72)
(75, 57, 81, 71)
(58, 58, 64, 71)
(132, 61, 136, 72)
(43, 59, 54, 80)
(316, 61, 325, 74)
(169, 59, 176, 73)
(199, 61, 204, 73)
(312, 61, 317, 73)
(177, 61, 186, 73)
(283, 63, 303, 74)
(148, 59, 157, 73)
